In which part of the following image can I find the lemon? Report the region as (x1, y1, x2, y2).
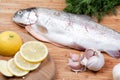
(0, 60, 13, 77)
(14, 52, 41, 71)
(20, 41, 48, 62)
(7, 59, 29, 77)
(0, 31, 22, 56)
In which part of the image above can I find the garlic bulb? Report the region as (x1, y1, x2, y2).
(113, 63, 120, 80)
(68, 53, 86, 72)
(85, 49, 105, 71)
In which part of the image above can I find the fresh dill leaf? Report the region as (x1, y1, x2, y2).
(64, 0, 120, 22)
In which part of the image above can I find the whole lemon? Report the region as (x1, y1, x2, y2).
(0, 31, 22, 56)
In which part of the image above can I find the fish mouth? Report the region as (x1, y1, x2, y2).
(16, 23, 28, 27)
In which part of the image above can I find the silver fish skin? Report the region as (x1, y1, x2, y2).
(13, 7, 120, 58)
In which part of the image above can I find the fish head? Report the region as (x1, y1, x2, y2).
(13, 7, 38, 27)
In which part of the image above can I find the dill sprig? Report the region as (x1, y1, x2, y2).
(64, 0, 120, 22)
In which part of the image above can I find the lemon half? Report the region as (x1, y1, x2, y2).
(14, 52, 41, 71)
(20, 41, 48, 62)
(7, 59, 29, 77)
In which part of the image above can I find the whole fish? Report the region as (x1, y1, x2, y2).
(13, 7, 120, 58)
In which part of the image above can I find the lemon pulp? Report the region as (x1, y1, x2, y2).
(20, 41, 48, 62)
(14, 52, 40, 71)
(7, 59, 29, 77)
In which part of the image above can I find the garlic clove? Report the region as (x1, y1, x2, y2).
(80, 54, 88, 66)
(70, 53, 80, 62)
(113, 63, 120, 80)
(68, 58, 83, 72)
(85, 49, 96, 59)
(85, 49, 105, 71)
(68, 54, 86, 72)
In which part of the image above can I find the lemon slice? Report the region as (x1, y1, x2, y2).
(14, 52, 41, 71)
(20, 41, 48, 62)
(0, 60, 13, 77)
(8, 59, 29, 77)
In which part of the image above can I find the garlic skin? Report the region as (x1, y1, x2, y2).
(85, 49, 105, 71)
(68, 53, 86, 72)
(113, 63, 120, 80)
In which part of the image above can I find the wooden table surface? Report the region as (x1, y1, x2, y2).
(0, 0, 120, 80)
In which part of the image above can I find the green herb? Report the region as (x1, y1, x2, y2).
(64, 0, 120, 22)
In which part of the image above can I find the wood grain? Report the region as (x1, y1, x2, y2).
(0, 31, 55, 80)
(0, 0, 120, 80)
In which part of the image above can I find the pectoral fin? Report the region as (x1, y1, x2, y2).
(25, 25, 50, 42)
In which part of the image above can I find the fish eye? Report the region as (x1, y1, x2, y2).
(17, 11, 23, 15)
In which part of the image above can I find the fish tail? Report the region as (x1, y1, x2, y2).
(104, 50, 120, 58)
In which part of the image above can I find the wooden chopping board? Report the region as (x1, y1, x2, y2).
(0, 31, 56, 80)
